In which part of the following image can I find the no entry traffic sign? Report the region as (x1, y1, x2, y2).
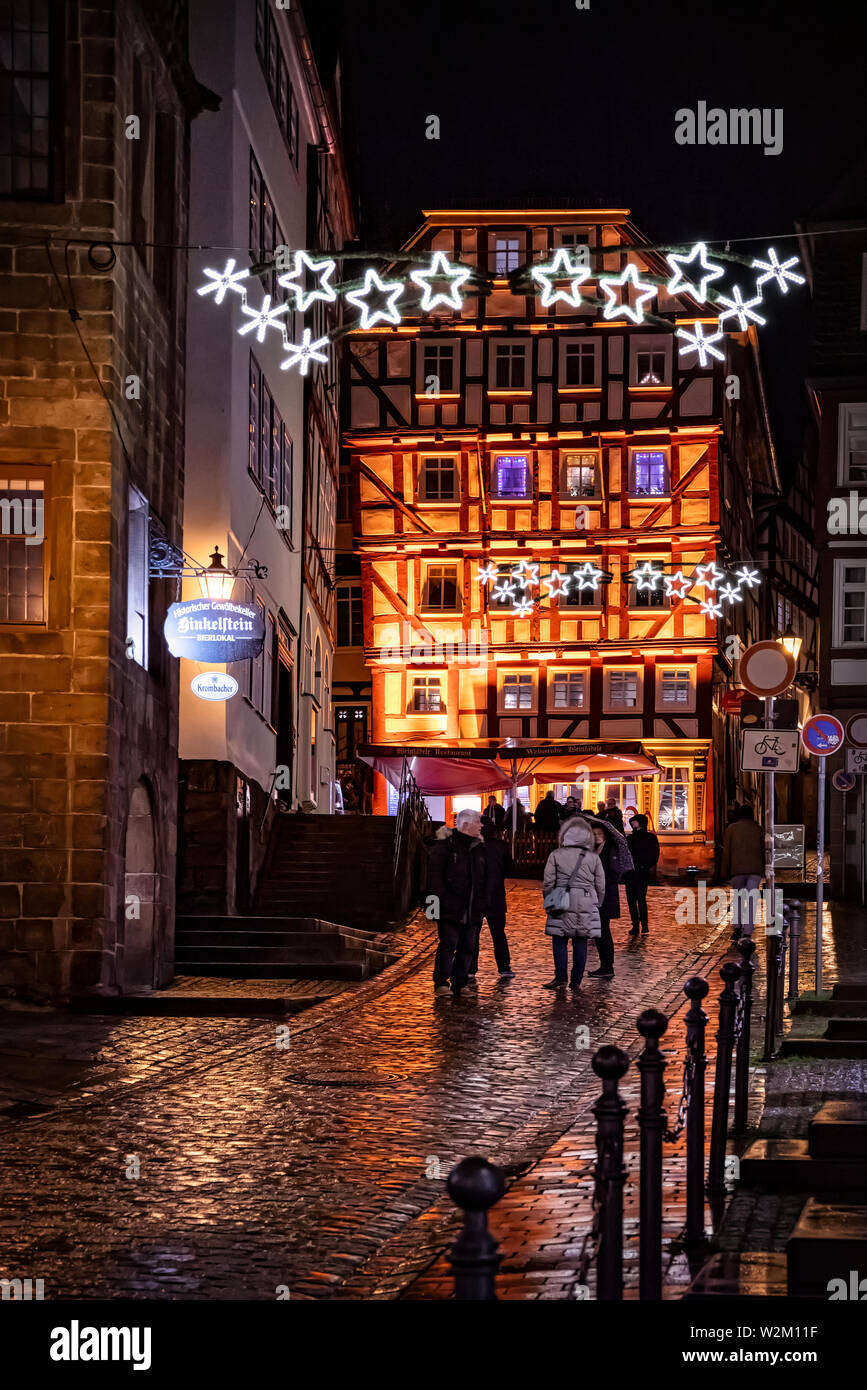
(738, 641, 796, 698)
(845, 713, 867, 749)
(801, 713, 845, 757)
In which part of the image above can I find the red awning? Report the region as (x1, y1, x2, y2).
(357, 738, 661, 796)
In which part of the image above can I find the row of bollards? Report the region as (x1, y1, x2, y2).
(447, 937, 762, 1299)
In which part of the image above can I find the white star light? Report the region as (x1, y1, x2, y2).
(512, 595, 535, 618)
(693, 562, 726, 591)
(665, 242, 725, 303)
(345, 269, 405, 328)
(700, 597, 724, 618)
(663, 570, 693, 600)
(197, 259, 249, 305)
(410, 251, 471, 312)
(512, 561, 540, 590)
(238, 294, 291, 342)
(277, 250, 337, 311)
(598, 262, 658, 324)
(279, 328, 330, 376)
(572, 561, 604, 591)
(544, 569, 572, 599)
(677, 322, 726, 367)
(718, 582, 744, 604)
(530, 247, 593, 308)
(717, 285, 766, 332)
(631, 562, 662, 592)
(477, 563, 499, 586)
(752, 248, 805, 295)
(733, 566, 761, 589)
(492, 580, 517, 603)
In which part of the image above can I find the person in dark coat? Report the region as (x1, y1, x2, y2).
(601, 799, 625, 835)
(624, 813, 660, 934)
(534, 791, 562, 834)
(470, 825, 514, 981)
(426, 809, 487, 996)
(481, 795, 506, 836)
(588, 822, 621, 978)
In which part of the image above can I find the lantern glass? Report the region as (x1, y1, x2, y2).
(198, 547, 235, 602)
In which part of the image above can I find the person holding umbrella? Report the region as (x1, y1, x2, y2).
(577, 813, 634, 979)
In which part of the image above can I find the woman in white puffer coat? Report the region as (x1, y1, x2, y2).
(541, 816, 606, 992)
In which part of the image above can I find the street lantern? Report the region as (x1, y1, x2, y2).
(780, 624, 802, 662)
(198, 546, 236, 602)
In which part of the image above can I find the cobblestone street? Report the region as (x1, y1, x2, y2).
(0, 882, 763, 1300)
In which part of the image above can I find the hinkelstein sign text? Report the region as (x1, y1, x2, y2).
(163, 599, 265, 662)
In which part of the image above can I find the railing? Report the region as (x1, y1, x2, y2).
(446, 942, 762, 1299)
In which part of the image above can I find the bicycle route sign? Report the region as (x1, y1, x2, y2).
(740, 727, 800, 773)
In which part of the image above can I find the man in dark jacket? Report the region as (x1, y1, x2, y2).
(601, 798, 626, 834)
(481, 795, 506, 836)
(624, 813, 660, 934)
(534, 791, 562, 834)
(426, 809, 487, 996)
(470, 826, 514, 982)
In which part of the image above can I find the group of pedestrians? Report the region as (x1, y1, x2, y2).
(425, 796, 659, 997)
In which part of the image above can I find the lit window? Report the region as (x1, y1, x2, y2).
(420, 457, 458, 503)
(492, 455, 530, 499)
(635, 350, 666, 385)
(631, 560, 667, 609)
(563, 341, 598, 387)
(563, 453, 599, 498)
(494, 343, 527, 388)
(0, 475, 46, 625)
(412, 676, 442, 712)
(502, 673, 534, 710)
(551, 672, 586, 709)
(423, 564, 460, 611)
(838, 404, 867, 484)
(607, 670, 640, 709)
(495, 238, 521, 274)
(422, 344, 455, 393)
(659, 669, 692, 706)
(631, 451, 669, 496)
(658, 767, 690, 831)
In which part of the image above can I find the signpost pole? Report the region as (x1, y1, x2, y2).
(841, 790, 847, 902)
(765, 696, 775, 918)
(862, 779, 866, 909)
(816, 755, 826, 994)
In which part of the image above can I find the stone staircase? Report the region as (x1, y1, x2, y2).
(174, 915, 398, 981)
(780, 983, 867, 1058)
(253, 813, 407, 930)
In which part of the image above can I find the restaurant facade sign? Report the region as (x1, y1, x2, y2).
(163, 599, 265, 663)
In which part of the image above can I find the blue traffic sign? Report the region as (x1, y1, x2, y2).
(801, 713, 845, 757)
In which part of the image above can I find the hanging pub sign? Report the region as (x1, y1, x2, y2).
(164, 599, 265, 663)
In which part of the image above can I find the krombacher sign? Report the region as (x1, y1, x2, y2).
(163, 599, 265, 662)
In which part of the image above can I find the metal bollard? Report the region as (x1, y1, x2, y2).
(591, 1044, 630, 1301)
(707, 961, 742, 1212)
(683, 976, 709, 1247)
(776, 908, 789, 1038)
(787, 899, 803, 1002)
(636, 1008, 668, 1301)
(733, 936, 757, 1134)
(763, 929, 781, 1061)
(446, 1156, 505, 1300)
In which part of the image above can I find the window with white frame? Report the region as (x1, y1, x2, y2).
(563, 340, 598, 387)
(657, 667, 694, 711)
(494, 342, 528, 388)
(605, 668, 641, 710)
(634, 349, 667, 385)
(125, 486, 149, 667)
(422, 563, 460, 611)
(657, 766, 690, 831)
(492, 454, 531, 499)
(500, 672, 535, 711)
(421, 342, 456, 394)
(838, 404, 867, 483)
(551, 670, 587, 710)
(419, 456, 459, 503)
(630, 560, 668, 609)
(494, 237, 521, 275)
(834, 560, 867, 646)
(411, 675, 443, 712)
(559, 230, 590, 258)
(630, 450, 669, 496)
(562, 452, 600, 498)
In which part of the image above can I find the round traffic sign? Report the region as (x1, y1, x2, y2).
(832, 770, 857, 793)
(738, 641, 796, 698)
(801, 713, 845, 756)
(845, 713, 867, 749)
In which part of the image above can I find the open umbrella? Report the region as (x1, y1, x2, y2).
(568, 812, 635, 876)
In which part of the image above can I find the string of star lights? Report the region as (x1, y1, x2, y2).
(476, 558, 763, 617)
(194, 236, 808, 376)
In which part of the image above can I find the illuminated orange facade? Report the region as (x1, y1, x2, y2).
(342, 209, 774, 869)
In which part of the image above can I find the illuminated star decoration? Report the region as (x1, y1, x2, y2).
(512, 560, 540, 590)
(663, 570, 693, 600)
(345, 269, 405, 328)
(477, 562, 500, 586)
(630, 562, 662, 592)
(700, 596, 724, 618)
(410, 251, 471, 312)
(665, 242, 725, 303)
(733, 566, 761, 589)
(676, 322, 726, 367)
(598, 262, 658, 324)
(692, 562, 726, 591)
(277, 250, 337, 311)
(717, 286, 766, 333)
(544, 569, 572, 599)
(751, 248, 805, 295)
(238, 294, 291, 342)
(279, 328, 330, 376)
(572, 561, 605, 591)
(530, 247, 592, 308)
(512, 595, 535, 618)
(197, 259, 250, 305)
(718, 582, 744, 604)
(492, 579, 517, 603)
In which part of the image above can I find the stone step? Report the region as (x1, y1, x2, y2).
(833, 983, 867, 1000)
(739, 1138, 867, 1192)
(793, 998, 867, 1017)
(175, 942, 367, 964)
(683, 1251, 788, 1299)
(778, 1036, 867, 1059)
(786, 1198, 867, 1297)
(175, 931, 346, 953)
(809, 1102, 867, 1159)
(176, 916, 342, 934)
(826, 1017, 867, 1040)
(167, 959, 369, 980)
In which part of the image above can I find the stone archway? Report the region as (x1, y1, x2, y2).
(122, 780, 157, 992)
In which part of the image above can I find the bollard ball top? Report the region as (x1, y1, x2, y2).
(683, 975, 709, 1001)
(447, 1156, 505, 1211)
(636, 1007, 668, 1040)
(720, 960, 742, 985)
(591, 1044, 630, 1080)
(736, 936, 757, 961)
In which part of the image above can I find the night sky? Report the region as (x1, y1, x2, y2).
(310, 0, 867, 478)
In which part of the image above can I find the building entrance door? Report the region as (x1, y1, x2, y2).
(122, 780, 156, 992)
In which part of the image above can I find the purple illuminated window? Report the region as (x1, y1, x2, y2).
(494, 455, 530, 499)
(631, 451, 668, 496)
